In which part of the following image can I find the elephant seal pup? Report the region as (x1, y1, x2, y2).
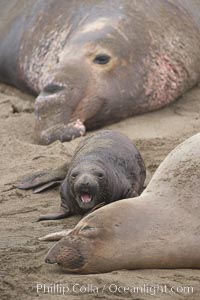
(44, 133, 200, 273)
(0, 1, 200, 144)
(16, 130, 146, 220)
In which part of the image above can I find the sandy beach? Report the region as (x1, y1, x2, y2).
(0, 82, 200, 300)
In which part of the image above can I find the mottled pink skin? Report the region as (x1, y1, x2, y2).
(144, 53, 189, 109)
(0, 0, 200, 144)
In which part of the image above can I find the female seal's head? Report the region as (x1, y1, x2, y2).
(45, 217, 104, 273)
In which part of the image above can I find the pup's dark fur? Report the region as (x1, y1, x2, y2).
(16, 130, 146, 220)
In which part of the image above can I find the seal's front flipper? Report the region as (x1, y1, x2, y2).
(38, 119, 86, 144)
(130, 190, 139, 197)
(90, 202, 106, 212)
(14, 163, 69, 192)
(33, 181, 61, 193)
(39, 229, 72, 241)
(37, 207, 71, 221)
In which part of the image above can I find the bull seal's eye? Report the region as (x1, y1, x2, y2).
(42, 84, 65, 94)
(93, 54, 111, 65)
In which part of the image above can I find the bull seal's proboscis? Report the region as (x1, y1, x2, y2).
(0, 0, 200, 144)
(44, 133, 200, 273)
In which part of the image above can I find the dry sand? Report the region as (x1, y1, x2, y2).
(0, 83, 200, 300)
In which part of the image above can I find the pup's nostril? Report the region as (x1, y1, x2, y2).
(79, 181, 90, 188)
(42, 84, 65, 95)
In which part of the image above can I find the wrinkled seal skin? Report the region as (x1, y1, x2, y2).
(16, 130, 146, 220)
(0, 1, 200, 144)
(45, 133, 200, 273)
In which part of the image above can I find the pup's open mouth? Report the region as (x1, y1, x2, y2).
(80, 193, 93, 203)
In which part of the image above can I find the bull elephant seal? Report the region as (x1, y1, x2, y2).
(44, 133, 200, 273)
(16, 130, 146, 220)
(0, 1, 200, 144)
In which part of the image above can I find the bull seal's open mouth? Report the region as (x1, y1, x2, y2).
(81, 193, 93, 203)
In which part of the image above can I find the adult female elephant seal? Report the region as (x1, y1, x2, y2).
(44, 133, 200, 273)
(0, 1, 200, 144)
(16, 130, 146, 220)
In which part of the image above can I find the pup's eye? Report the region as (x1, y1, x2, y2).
(97, 172, 104, 179)
(93, 54, 111, 65)
(71, 173, 78, 179)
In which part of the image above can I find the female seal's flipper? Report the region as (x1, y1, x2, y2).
(39, 229, 72, 241)
(14, 163, 69, 193)
(37, 206, 71, 221)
